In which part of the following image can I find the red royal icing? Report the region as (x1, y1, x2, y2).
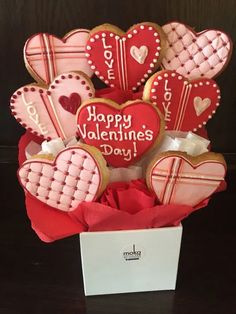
(77, 99, 164, 167)
(143, 70, 221, 132)
(59, 92, 81, 114)
(86, 23, 164, 91)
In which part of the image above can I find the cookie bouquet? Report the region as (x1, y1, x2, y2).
(11, 22, 231, 242)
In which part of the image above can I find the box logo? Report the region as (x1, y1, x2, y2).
(122, 244, 142, 261)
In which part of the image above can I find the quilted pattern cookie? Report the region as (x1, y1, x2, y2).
(146, 151, 226, 207)
(10, 72, 95, 140)
(18, 144, 109, 212)
(24, 29, 94, 85)
(161, 21, 232, 80)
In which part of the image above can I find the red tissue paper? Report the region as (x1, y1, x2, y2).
(18, 108, 225, 243)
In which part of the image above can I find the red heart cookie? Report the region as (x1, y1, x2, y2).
(161, 22, 232, 80)
(85, 22, 165, 91)
(147, 151, 226, 207)
(77, 98, 165, 167)
(143, 70, 221, 131)
(24, 29, 94, 85)
(18, 144, 109, 212)
(10, 72, 95, 140)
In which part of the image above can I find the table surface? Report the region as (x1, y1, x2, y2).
(0, 162, 235, 314)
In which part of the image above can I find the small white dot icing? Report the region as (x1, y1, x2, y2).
(156, 39, 160, 43)
(150, 63, 154, 68)
(198, 124, 202, 128)
(153, 102, 157, 105)
(199, 82, 203, 86)
(122, 37, 126, 41)
(203, 121, 207, 125)
(91, 65, 95, 69)
(151, 88, 156, 93)
(152, 95, 157, 99)
(102, 33, 106, 37)
(171, 72, 176, 77)
(86, 46, 91, 50)
(132, 87, 136, 90)
(153, 58, 157, 63)
(158, 76, 162, 80)
(217, 96, 221, 99)
(148, 26, 153, 30)
(213, 84, 217, 87)
(154, 81, 159, 86)
(115, 35, 120, 40)
(95, 35, 99, 39)
(184, 81, 188, 85)
(144, 74, 149, 78)
(85, 53, 90, 57)
(133, 29, 138, 34)
(155, 52, 159, 56)
(208, 115, 212, 118)
(154, 32, 158, 36)
(216, 103, 220, 106)
(140, 25, 145, 29)
(105, 80, 109, 84)
(110, 84, 115, 87)
(157, 46, 161, 50)
(212, 110, 216, 114)
(147, 70, 152, 74)
(178, 76, 182, 80)
(95, 71, 100, 75)
(206, 81, 210, 85)
(88, 60, 92, 64)
(90, 38, 95, 42)
(141, 78, 145, 82)
(100, 76, 104, 80)
(216, 89, 220, 93)
(137, 82, 141, 86)
(164, 73, 168, 77)
(127, 34, 132, 38)
(194, 83, 198, 87)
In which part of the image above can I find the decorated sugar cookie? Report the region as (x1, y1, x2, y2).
(77, 98, 165, 167)
(146, 151, 226, 207)
(143, 70, 221, 131)
(18, 144, 109, 212)
(10, 72, 95, 140)
(161, 21, 232, 80)
(24, 29, 93, 85)
(85, 22, 166, 91)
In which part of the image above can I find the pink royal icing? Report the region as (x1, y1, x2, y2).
(161, 22, 232, 80)
(143, 70, 221, 132)
(86, 23, 164, 91)
(10, 72, 95, 140)
(77, 99, 164, 167)
(24, 29, 94, 85)
(149, 154, 226, 207)
(18, 146, 102, 212)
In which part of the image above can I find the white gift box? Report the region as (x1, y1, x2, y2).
(80, 225, 182, 296)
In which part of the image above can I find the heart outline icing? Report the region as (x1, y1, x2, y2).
(18, 144, 109, 212)
(76, 98, 165, 167)
(146, 151, 226, 207)
(194, 97, 211, 116)
(161, 21, 233, 80)
(143, 70, 221, 132)
(10, 72, 95, 140)
(24, 29, 94, 85)
(85, 22, 165, 91)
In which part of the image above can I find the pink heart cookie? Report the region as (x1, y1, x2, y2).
(18, 144, 109, 212)
(24, 29, 94, 85)
(161, 21, 232, 80)
(10, 72, 95, 140)
(85, 22, 165, 91)
(147, 151, 226, 207)
(143, 70, 221, 131)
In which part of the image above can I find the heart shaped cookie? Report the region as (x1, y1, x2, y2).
(85, 22, 165, 91)
(161, 21, 232, 80)
(24, 29, 94, 85)
(18, 144, 109, 212)
(146, 151, 226, 207)
(143, 70, 220, 131)
(10, 72, 95, 140)
(77, 98, 165, 167)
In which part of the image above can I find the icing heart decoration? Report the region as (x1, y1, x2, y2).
(18, 145, 109, 212)
(146, 151, 226, 207)
(59, 93, 81, 115)
(143, 70, 221, 132)
(10, 72, 95, 140)
(130, 46, 148, 64)
(161, 21, 232, 80)
(85, 22, 165, 91)
(24, 29, 94, 85)
(77, 99, 165, 167)
(194, 97, 211, 116)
